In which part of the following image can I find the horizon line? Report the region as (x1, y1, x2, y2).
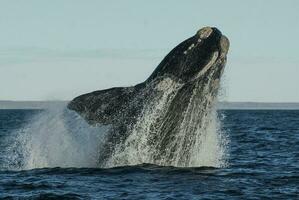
(1, 100, 299, 104)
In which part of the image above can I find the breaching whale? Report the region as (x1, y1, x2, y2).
(68, 27, 229, 167)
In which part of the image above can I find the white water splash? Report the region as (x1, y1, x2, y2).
(188, 108, 229, 167)
(106, 103, 228, 168)
(105, 78, 182, 167)
(105, 75, 229, 168)
(5, 105, 108, 170)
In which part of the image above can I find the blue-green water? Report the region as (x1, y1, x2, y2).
(0, 109, 298, 199)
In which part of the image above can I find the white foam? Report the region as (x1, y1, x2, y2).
(5, 105, 109, 170)
(105, 72, 229, 168)
(188, 108, 229, 167)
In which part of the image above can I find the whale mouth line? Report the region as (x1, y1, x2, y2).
(190, 34, 229, 83)
(192, 51, 219, 81)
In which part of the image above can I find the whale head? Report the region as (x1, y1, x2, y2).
(147, 27, 229, 83)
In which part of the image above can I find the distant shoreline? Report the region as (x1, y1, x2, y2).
(0, 101, 68, 110)
(1, 100, 299, 110)
(218, 102, 299, 110)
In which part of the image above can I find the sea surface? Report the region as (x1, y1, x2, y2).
(0, 109, 298, 199)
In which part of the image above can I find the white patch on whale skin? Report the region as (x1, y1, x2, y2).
(184, 37, 203, 55)
(155, 77, 176, 91)
(188, 43, 195, 50)
(184, 43, 196, 55)
(197, 27, 213, 39)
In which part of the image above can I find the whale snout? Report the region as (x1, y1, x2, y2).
(146, 26, 229, 83)
(196, 26, 222, 39)
(196, 26, 229, 57)
(197, 27, 213, 39)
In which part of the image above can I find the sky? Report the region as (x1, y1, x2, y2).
(0, 0, 298, 102)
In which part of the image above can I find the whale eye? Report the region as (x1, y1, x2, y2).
(197, 27, 213, 39)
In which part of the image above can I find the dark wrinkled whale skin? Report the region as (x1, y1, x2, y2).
(68, 27, 229, 166)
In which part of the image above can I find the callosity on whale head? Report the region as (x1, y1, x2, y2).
(68, 26, 230, 168)
(147, 27, 229, 83)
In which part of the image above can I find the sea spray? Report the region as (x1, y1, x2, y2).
(188, 107, 229, 167)
(5, 105, 108, 170)
(3, 103, 228, 170)
(104, 68, 229, 168)
(106, 103, 228, 168)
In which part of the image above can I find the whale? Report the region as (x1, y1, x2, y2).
(68, 27, 230, 167)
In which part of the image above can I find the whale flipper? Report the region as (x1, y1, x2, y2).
(68, 85, 143, 125)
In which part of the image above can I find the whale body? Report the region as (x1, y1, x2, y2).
(68, 27, 230, 167)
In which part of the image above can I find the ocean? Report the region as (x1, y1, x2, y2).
(0, 109, 298, 199)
